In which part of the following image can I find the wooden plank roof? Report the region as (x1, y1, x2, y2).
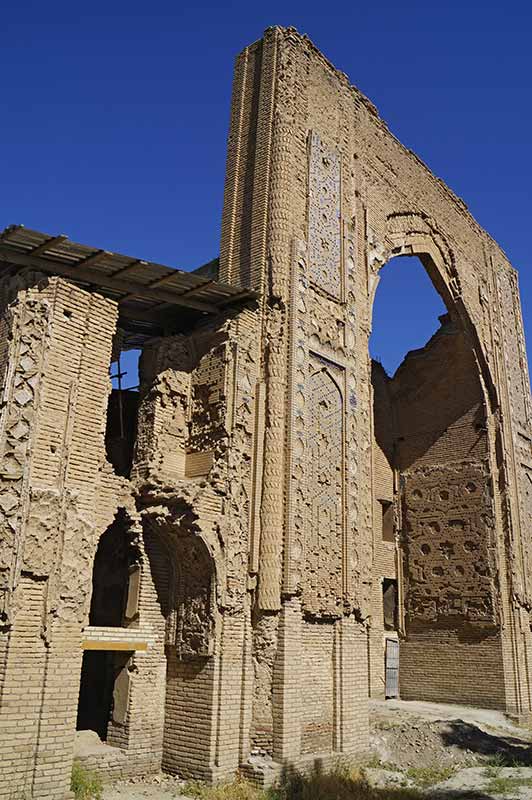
(0, 225, 254, 347)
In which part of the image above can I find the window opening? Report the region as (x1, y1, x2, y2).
(380, 500, 395, 542)
(383, 578, 398, 631)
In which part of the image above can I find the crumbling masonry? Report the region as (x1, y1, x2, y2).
(0, 25, 531, 799)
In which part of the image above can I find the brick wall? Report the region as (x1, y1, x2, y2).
(164, 652, 217, 778)
(0, 576, 48, 799)
(0, 276, 122, 798)
(3, 24, 532, 795)
(220, 25, 532, 776)
(392, 316, 487, 472)
(370, 315, 506, 706)
(400, 627, 506, 708)
(301, 621, 334, 754)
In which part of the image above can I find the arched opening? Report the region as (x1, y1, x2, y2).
(76, 511, 141, 740)
(368, 253, 498, 708)
(143, 523, 217, 776)
(369, 255, 446, 376)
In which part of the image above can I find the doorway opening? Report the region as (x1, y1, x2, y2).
(383, 578, 398, 631)
(77, 510, 140, 738)
(76, 651, 130, 739)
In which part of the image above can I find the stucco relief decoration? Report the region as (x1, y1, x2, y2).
(344, 227, 371, 616)
(0, 293, 49, 625)
(498, 271, 531, 430)
(167, 535, 215, 659)
(308, 131, 342, 299)
(367, 227, 386, 274)
(402, 463, 497, 625)
(224, 322, 259, 609)
(303, 357, 345, 617)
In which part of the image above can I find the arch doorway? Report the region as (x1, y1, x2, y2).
(368, 253, 498, 708)
(76, 511, 139, 739)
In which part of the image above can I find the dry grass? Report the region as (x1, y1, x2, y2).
(71, 761, 103, 800)
(182, 776, 265, 800)
(182, 762, 424, 800)
(404, 764, 455, 788)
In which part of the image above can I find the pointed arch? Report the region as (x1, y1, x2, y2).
(375, 215, 497, 406)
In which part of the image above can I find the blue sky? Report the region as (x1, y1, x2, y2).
(1, 1, 531, 379)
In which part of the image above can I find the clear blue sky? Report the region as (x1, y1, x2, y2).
(1, 1, 531, 378)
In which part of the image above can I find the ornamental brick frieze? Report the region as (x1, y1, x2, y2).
(402, 462, 498, 626)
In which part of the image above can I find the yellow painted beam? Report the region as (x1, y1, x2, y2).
(82, 640, 148, 652)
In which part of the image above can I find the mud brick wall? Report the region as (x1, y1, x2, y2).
(0, 274, 124, 799)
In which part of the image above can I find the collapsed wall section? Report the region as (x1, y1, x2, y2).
(132, 306, 260, 780)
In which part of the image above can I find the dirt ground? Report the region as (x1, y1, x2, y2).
(100, 700, 532, 799)
(102, 775, 188, 800)
(369, 698, 532, 770)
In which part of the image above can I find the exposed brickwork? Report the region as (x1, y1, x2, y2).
(1, 25, 531, 799)
(0, 275, 124, 797)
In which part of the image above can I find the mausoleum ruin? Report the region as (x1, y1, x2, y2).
(1, 25, 531, 800)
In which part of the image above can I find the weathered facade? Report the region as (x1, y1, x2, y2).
(0, 25, 531, 799)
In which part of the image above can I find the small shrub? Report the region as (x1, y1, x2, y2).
(404, 764, 455, 788)
(485, 773, 532, 795)
(71, 762, 103, 800)
(373, 720, 401, 732)
(484, 751, 508, 769)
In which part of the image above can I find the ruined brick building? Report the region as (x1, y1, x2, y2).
(1, 25, 531, 800)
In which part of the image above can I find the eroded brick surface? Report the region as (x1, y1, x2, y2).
(0, 25, 531, 799)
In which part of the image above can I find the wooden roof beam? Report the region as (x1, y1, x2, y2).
(77, 249, 112, 268)
(0, 225, 24, 242)
(29, 235, 68, 256)
(121, 275, 213, 302)
(0, 244, 218, 314)
(110, 259, 148, 279)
